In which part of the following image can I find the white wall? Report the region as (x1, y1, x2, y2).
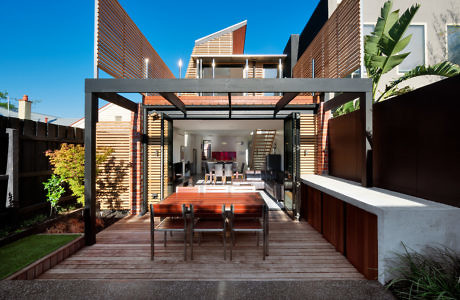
(362, 0, 460, 95)
(72, 103, 132, 128)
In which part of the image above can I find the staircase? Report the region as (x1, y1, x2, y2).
(250, 129, 277, 170)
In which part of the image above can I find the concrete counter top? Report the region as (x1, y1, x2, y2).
(300, 174, 456, 216)
(300, 174, 460, 284)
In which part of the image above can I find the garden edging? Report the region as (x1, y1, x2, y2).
(5, 235, 85, 280)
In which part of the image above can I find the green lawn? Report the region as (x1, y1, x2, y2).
(0, 234, 80, 279)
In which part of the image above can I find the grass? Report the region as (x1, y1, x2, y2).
(0, 234, 80, 279)
(386, 244, 460, 300)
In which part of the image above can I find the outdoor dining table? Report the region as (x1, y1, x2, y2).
(161, 192, 265, 206)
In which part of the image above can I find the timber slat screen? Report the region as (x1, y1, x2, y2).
(0, 116, 83, 215)
(97, 0, 174, 79)
(299, 114, 317, 175)
(96, 121, 131, 210)
(147, 115, 168, 204)
(293, 0, 360, 79)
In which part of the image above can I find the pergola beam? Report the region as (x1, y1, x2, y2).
(86, 78, 372, 93)
(159, 92, 186, 114)
(323, 92, 362, 111)
(96, 92, 138, 113)
(274, 92, 299, 116)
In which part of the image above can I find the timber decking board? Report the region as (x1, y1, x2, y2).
(38, 211, 363, 281)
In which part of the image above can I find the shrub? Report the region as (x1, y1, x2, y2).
(386, 244, 460, 299)
(43, 175, 65, 216)
(45, 144, 112, 205)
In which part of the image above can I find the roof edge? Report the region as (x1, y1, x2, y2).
(195, 20, 247, 46)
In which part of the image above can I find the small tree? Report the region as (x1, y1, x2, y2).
(0, 90, 17, 110)
(43, 175, 65, 216)
(45, 144, 112, 205)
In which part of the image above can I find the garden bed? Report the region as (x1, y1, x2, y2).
(0, 234, 82, 279)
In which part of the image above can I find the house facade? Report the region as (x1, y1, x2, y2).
(290, 0, 460, 95)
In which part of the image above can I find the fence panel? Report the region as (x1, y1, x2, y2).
(0, 116, 84, 215)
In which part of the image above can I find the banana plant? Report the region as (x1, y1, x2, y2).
(364, 0, 420, 98)
(364, 0, 460, 103)
(378, 61, 460, 101)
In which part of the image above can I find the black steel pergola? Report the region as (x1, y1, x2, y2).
(84, 78, 372, 245)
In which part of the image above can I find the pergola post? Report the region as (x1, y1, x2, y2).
(360, 91, 373, 187)
(84, 92, 98, 245)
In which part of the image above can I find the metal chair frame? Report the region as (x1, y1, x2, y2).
(189, 204, 227, 260)
(229, 204, 268, 261)
(150, 203, 188, 261)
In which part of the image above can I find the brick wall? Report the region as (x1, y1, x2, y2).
(316, 103, 330, 174)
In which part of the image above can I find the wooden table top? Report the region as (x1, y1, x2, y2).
(161, 192, 264, 206)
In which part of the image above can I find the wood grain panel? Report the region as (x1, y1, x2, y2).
(293, 0, 360, 80)
(322, 193, 344, 254)
(306, 186, 322, 233)
(345, 203, 378, 280)
(97, 0, 174, 79)
(147, 116, 169, 204)
(96, 122, 131, 210)
(300, 114, 317, 175)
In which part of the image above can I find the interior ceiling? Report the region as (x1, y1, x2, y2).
(174, 120, 283, 136)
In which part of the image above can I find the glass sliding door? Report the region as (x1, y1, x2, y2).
(284, 113, 300, 219)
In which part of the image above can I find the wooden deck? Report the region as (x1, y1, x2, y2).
(39, 211, 364, 281)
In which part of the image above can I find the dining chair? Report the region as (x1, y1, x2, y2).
(213, 163, 224, 184)
(224, 163, 233, 184)
(229, 204, 268, 261)
(205, 162, 214, 184)
(189, 204, 227, 260)
(150, 203, 188, 261)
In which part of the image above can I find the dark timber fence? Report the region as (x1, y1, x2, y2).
(328, 75, 460, 208)
(0, 116, 83, 219)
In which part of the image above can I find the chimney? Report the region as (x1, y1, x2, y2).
(45, 117, 48, 123)
(18, 95, 31, 120)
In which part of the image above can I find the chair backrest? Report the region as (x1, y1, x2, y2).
(230, 185, 256, 192)
(190, 204, 225, 219)
(150, 203, 187, 219)
(176, 186, 199, 193)
(203, 185, 229, 192)
(214, 163, 223, 176)
(230, 204, 265, 218)
(224, 163, 233, 176)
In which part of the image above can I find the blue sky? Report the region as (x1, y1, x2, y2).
(0, 0, 319, 118)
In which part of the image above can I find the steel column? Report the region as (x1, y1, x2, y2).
(84, 92, 98, 245)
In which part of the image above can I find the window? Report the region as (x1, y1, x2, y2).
(363, 24, 374, 38)
(399, 25, 425, 72)
(202, 64, 243, 96)
(263, 64, 279, 96)
(447, 25, 460, 65)
(114, 115, 122, 122)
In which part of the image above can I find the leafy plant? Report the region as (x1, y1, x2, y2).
(0, 90, 17, 110)
(364, 0, 460, 102)
(43, 175, 65, 216)
(45, 144, 112, 205)
(334, 0, 460, 117)
(386, 244, 460, 299)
